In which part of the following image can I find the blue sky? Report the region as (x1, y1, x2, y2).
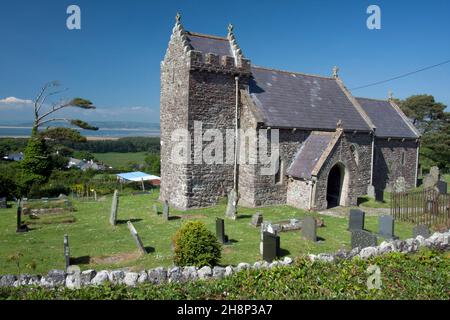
(0, 0, 449, 123)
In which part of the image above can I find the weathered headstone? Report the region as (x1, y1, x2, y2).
(262, 231, 280, 262)
(436, 180, 447, 194)
(16, 201, 28, 233)
(413, 224, 431, 238)
(0, 197, 6, 209)
(393, 177, 407, 193)
(351, 230, 377, 249)
(216, 218, 229, 244)
(110, 190, 119, 226)
(378, 215, 396, 239)
(152, 204, 159, 215)
(163, 200, 169, 221)
(127, 221, 147, 255)
(250, 212, 263, 227)
(348, 209, 365, 231)
(423, 167, 440, 190)
(64, 234, 70, 270)
(367, 185, 376, 199)
(225, 189, 238, 220)
(301, 216, 317, 242)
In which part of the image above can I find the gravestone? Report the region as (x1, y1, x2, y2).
(152, 204, 159, 215)
(163, 200, 169, 221)
(436, 180, 447, 194)
(127, 221, 147, 255)
(367, 185, 376, 199)
(351, 230, 377, 249)
(16, 201, 28, 233)
(0, 197, 6, 209)
(413, 224, 431, 238)
(250, 212, 263, 227)
(393, 177, 406, 193)
(378, 215, 397, 239)
(423, 167, 440, 190)
(216, 218, 229, 244)
(348, 209, 365, 231)
(110, 190, 119, 226)
(262, 232, 280, 262)
(375, 188, 384, 202)
(64, 234, 70, 270)
(225, 189, 238, 220)
(301, 216, 317, 242)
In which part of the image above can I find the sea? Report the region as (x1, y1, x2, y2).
(0, 126, 160, 139)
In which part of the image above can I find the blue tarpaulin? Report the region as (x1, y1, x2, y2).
(116, 171, 160, 182)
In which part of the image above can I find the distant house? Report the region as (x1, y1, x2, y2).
(3, 152, 24, 161)
(67, 158, 105, 171)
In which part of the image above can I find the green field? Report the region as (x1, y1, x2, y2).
(0, 191, 418, 275)
(93, 152, 148, 170)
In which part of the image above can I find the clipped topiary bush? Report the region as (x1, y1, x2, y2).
(172, 221, 222, 267)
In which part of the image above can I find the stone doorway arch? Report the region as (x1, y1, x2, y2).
(326, 162, 349, 208)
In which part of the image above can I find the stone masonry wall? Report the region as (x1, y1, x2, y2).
(373, 138, 418, 191)
(286, 178, 312, 209)
(159, 30, 190, 209)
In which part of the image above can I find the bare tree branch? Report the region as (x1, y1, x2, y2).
(37, 87, 69, 113)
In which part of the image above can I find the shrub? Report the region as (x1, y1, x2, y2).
(172, 221, 221, 267)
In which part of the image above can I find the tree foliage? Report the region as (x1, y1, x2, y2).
(397, 94, 450, 172)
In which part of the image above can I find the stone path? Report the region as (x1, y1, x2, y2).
(318, 206, 390, 218)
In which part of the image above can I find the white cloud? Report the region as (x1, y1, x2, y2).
(0, 97, 33, 105)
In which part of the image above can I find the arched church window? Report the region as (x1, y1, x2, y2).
(350, 144, 359, 166)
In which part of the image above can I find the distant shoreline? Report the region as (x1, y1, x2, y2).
(0, 135, 122, 141)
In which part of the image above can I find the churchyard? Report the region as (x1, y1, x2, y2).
(0, 190, 421, 275)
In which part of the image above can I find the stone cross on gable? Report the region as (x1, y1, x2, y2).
(336, 119, 343, 130)
(388, 90, 393, 100)
(175, 12, 181, 24)
(332, 66, 339, 78)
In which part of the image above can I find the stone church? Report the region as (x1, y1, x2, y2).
(160, 14, 421, 211)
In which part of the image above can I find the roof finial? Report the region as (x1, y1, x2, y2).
(388, 90, 393, 100)
(175, 12, 181, 24)
(228, 23, 234, 35)
(332, 66, 339, 79)
(336, 119, 343, 130)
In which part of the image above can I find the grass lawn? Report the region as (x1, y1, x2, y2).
(0, 191, 418, 275)
(93, 152, 148, 170)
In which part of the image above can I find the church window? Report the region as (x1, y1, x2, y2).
(350, 144, 359, 166)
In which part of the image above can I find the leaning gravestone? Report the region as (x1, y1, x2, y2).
(262, 232, 280, 262)
(351, 230, 377, 249)
(250, 212, 263, 227)
(64, 234, 70, 270)
(225, 189, 238, 220)
(163, 200, 169, 221)
(127, 221, 147, 255)
(413, 224, 431, 238)
(378, 215, 397, 239)
(216, 218, 229, 244)
(152, 204, 159, 215)
(110, 190, 119, 226)
(348, 209, 365, 231)
(301, 216, 317, 242)
(393, 177, 407, 193)
(436, 180, 447, 194)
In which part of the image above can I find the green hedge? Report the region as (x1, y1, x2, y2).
(1, 249, 448, 300)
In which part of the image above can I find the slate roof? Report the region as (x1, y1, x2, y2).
(249, 67, 372, 131)
(356, 98, 419, 139)
(186, 32, 232, 57)
(287, 131, 335, 180)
